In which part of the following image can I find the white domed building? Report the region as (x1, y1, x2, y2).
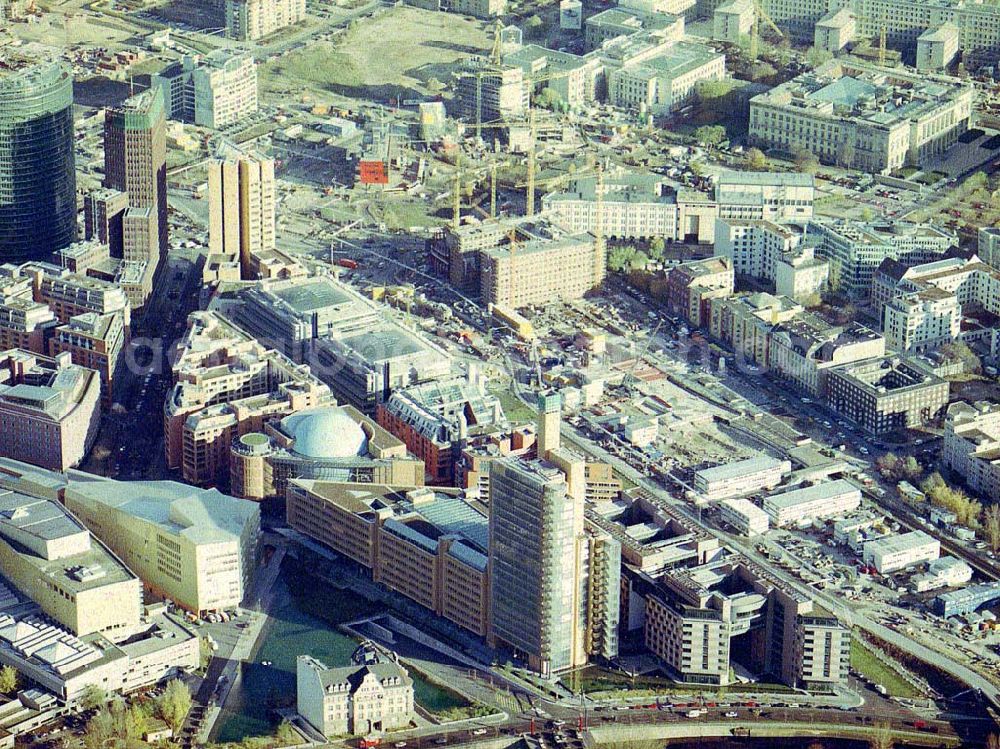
(230, 404, 424, 500)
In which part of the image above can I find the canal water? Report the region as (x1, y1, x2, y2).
(214, 561, 467, 742)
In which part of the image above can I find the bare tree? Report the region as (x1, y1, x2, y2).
(869, 721, 895, 749)
(985, 504, 1000, 552)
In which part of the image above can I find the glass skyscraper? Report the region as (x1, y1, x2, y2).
(0, 49, 77, 261)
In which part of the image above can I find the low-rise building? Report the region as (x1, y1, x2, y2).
(916, 23, 960, 72)
(693, 456, 791, 501)
(813, 8, 855, 53)
(584, 8, 684, 50)
(935, 582, 1000, 618)
(912, 556, 972, 593)
(297, 654, 414, 738)
(713, 0, 753, 44)
(827, 356, 948, 435)
(718, 498, 770, 536)
(863, 530, 940, 573)
(762, 479, 861, 527)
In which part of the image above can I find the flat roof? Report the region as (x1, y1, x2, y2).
(696, 455, 787, 483)
(765, 479, 858, 510)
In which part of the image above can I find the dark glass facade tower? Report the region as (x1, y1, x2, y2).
(0, 53, 77, 261)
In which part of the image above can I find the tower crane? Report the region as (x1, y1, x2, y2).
(749, 0, 783, 62)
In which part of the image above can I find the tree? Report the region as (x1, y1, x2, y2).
(0, 665, 17, 695)
(876, 452, 900, 480)
(156, 679, 192, 736)
(900, 456, 923, 482)
(869, 722, 895, 749)
(534, 87, 567, 113)
(695, 79, 737, 106)
(805, 46, 833, 68)
(986, 733, 1000, 749)
(628, 250, 650, 271)
(985, 505, 1000, 553)
(751, 61, 777, 81)
(608, 246, 636, 273)
(939, 341, 982, 374)
(743, 147, 768, 171)
(276, 720, 298, 745)
(693, 125, 727, 147)
(80, 684, 109, 711)
(648, 236, 666, 262)
(793, 148, 820, 174)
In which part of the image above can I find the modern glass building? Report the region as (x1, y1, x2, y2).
(0, 49, 77, 261)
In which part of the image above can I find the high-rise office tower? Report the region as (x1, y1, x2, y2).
(208, 146, 275, 278)
(489, 454, 620, 676)
(0, 47, 77, 261)
(104, 89, 168, 266)
(537, 391, 561, 458)
(84, 188, 129, 257)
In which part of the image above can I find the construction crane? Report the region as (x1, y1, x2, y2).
(851, 11, 930, 67)
(452, 155, 462, 229)
(594, 164, 605, 285)
(749, 0, 783, 62)
(526, 109, 537, 217)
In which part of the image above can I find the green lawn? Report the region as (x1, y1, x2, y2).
(490, 387, 537, 425)
(850, 640, 922, 698)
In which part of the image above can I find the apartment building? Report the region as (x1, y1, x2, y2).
(287, 481, 490, 637)
(709, 292, 803, 366)
(226, 0, 305, 41)
(607, 42, 725, 115)
(0, 296, 56, 354)
(714, 219, 828, 303)
(942, 400, 1000, 501)
(154, 51, 258, 129)
(33, 262, 132, 328)
(693, 456, 791, 501)
(808, 220, 957, 300)
(297, 654, 414, 738)
(48, 311, 126, 408)
(479, 233, 604, 308)
(0, 350, 101, 471)
(863, 531, 940, 573)
(447, 0, 505, 17)
(749, 60, 973, 173)
(978, 228, 1000, 271)
(768, 316, 885, 397)
(666, 256, 734, 327)
(643, 556, 850, 688)
(377, 370, 507, 485)
(827, 355, 949, 435)
(762, 479, 862, 527)
(872, 255, 1000, 353)
(62, 474, 260, 614)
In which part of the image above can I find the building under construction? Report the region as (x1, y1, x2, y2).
(453, 58, 529, 132)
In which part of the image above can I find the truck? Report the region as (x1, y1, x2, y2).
(686, 709, 706, 718)
(337, 258, 359, 270)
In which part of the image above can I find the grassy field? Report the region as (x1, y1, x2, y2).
(850, 640, 922, 699)
(260, 6, 490, 101)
